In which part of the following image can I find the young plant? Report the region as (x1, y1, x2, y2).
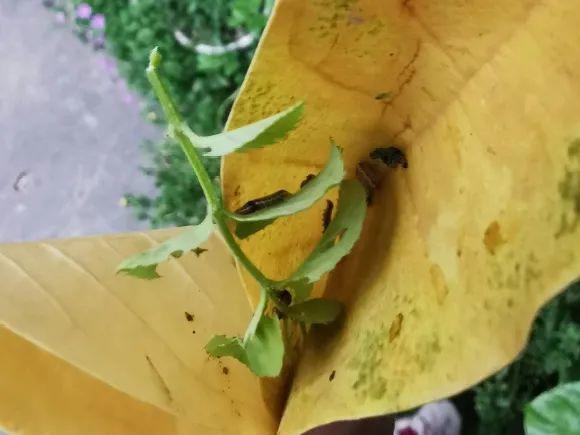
(117, 48, 367, 377)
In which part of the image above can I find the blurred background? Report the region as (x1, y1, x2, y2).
(1, 1, 579, 434)
(0, 0, 270, 243)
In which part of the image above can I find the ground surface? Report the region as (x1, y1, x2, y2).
(0, 0, 158, 243)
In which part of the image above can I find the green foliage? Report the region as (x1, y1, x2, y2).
(227, 145, 343, 221)
(282, 180, 367, 301)
(227, 144, 345, 238)
(474, 282, 580, 435)
(117, 212, 213, 279)
(524, 381, 580, 435)
(206, 292, 284, 377)
(125, 138, 213, 227)
(120, 52, 367, 376)
(73, 0, 269, 227)
(195, 102, 304, 156)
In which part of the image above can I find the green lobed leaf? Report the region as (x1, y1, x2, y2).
(524, 382, 580, 435)
(205, 335, 248, 365)
(205, 289, 284, 377)
(190, 102, 304, 157)
(283, 180, 367, 288)
(227, 145, 345, 239)
(227, 145, 344, 222)
(116, 212, 214, 279)
(244, 314, 284, 377)
(286, 298, 343, 325)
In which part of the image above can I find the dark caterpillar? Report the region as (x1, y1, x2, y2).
(273, 289, 292, 319)
(234, 189, 290, 215)
(322, 200, 334, 232)
(370, 146, 408, 169)
(300, 173, 316, 188)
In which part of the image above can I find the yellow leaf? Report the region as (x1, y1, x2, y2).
(0, 325, 176, 434)
(222, 0, 580, 433)
(0, 231, 276, 434)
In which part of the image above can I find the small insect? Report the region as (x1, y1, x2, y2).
(272, 289, 291, 319)
(192, 247, 207, 257)
(322, 200, 334, 232)
(356, 161, 384, 205)
(300, 173, 316, 188)
(277, 289, 292, 306)
(234, 189, 290, 215)
(329, 370, 336, 382)
(370, 146, 408, 169)
(184, 312, 194, 322)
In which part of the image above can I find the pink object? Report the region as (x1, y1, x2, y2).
(90, 13, 105, 29)
(75, 3, 92, 19)
(394, 400, 461, 435)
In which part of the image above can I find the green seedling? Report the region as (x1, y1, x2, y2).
(117, 47, 367, 377)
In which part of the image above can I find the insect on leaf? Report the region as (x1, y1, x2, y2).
(524, 381, 580, 435)
(227, 145, 344, 234)
(116, 212, 213, 279)
(286, 298, 343, 325)
(283, 180, 367, 287)
(192, 102, 304, 157)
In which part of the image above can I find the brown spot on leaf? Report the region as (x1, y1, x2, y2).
(193, 247, 207, 257)
(555, 139, 580, 237)
(374, 92, 391, 101)
(222, 367, 229, 375)
(484, 221, 506, 254)
(389, 313, 404, 342)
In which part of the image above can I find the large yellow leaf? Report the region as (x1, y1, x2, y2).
(0, 232, 276, 434)
(0, 326, 175, 435)
(222, 0, 580, 433)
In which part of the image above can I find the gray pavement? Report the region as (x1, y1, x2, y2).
(0, 0, 159, 243)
